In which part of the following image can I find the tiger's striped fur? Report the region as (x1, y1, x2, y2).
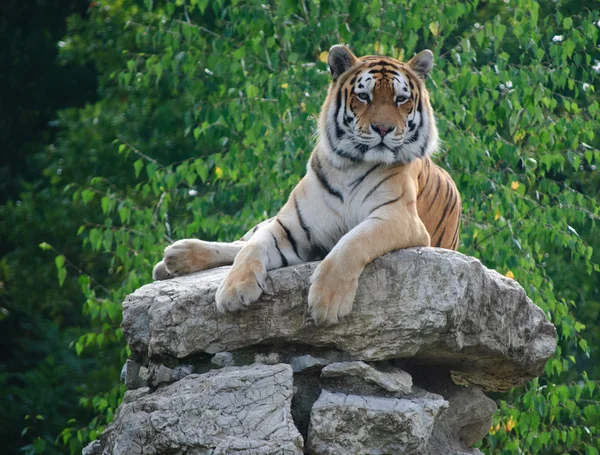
(153, 45, 461, 326)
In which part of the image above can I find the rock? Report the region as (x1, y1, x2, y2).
(122, 359, 147, 390)
(122, 386, 150, 403)
(123, 248, 556, 391)
(289, 355, 331, 373)
(211, 351, 234, 367)
(404, 366, 497, 454)
(427, 386, 496, 453)
(321, 361, 413, 394)
(306, 390, 448, 455)
(119, 363, 126, 383)
(255, 352, 281, 365)
(82, 440, 102, 455)
(212, 437, 302, 454)
(98, 364, 303, 455)
(147, 362, 193, 387)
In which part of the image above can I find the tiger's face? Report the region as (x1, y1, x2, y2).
(320, 45, 438, 166)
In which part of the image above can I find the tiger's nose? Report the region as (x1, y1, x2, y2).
(371, 123, 394, 137)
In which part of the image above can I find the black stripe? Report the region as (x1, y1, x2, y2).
(417, 159, 431, 197)
(308, 243, 328, 261)
(431, 174, 442, 200)
(405, 128, 420, 144)
(367, 60, 402, 69)
(270, 232, 288, 267)
(334, 89, 345, 139)
(434, 226, 447, 247)
(337, 69, 359, 88)
(294, 194, 312, 243)
(276, 218, 302, 260)
(324, 125, 362, 164)
(369, 197, 401, 215)
(432, 185, 459, 238)
(450, 225, 459, 250)
(362, 173, 399, 203)
(293, 194, 328, 261)
(335, 147, 362, 163)
(350, 164, 380, 190)
(311, 155, 344, 202)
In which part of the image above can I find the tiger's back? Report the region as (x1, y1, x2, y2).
(416, 157, 461, 250)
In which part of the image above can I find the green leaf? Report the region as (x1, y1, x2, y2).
(101, 196, 110, 214)
(55, 255, 65, 270)
(33, 438, 47, 454)
(58, 267, 67, 287)
(133, 159, 144, 178)
(119, 206, 131, 224)
(38, 242, 52, 251)
(81, 189, 95, 204)
(197, 0, 209, 13)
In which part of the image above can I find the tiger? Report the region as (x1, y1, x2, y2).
(153, 45, 461, 326)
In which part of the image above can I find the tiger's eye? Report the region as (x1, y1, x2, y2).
(396, 95, 409, 105)
(357, 92, 369, 101)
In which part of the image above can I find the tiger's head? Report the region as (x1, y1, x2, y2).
(319, 45, 438, 166)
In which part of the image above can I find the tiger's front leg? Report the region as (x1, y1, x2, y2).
(308, 198, 430, 326)
(215, 206, 306, 312)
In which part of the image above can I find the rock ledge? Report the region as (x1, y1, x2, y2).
(123, 248, 556, 391)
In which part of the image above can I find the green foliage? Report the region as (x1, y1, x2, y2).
(1, 0, 599, 453)
(0, 0, 96, 200)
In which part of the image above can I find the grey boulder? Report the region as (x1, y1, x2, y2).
(306, 390, 448, 455)
(99, 363, 303, 455)
(321, 361, 413, 395)
(123, 248, 556, 391)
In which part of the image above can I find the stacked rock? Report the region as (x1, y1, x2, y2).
(84, 248, 556, 455)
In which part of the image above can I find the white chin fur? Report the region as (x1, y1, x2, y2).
(362, 146, 397, 164)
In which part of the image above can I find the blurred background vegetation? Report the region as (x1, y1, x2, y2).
(0, 0, 599, 453)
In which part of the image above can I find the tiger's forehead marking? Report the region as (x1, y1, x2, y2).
(353, 64, 411, 98)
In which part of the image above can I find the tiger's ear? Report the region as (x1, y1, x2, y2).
(408, 49, 434, 79)
(328, 45, 357, 80)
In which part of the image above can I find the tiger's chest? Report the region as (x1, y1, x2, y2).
(338, 164, 410, 228)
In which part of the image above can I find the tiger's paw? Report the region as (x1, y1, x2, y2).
(308, 259, 359, 326)
(152, 260, 174, 281)
(215, 260, 267, 313)
(161, 239, 215, 277)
